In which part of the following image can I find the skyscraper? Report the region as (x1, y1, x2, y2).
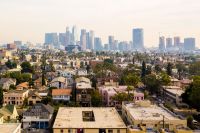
(108, 36, 114, 51)
(166, 38, 173, 49)
(94, 37, 103, 51)
(71, 26, 77, 45)
(59, 33, 67, 46)
(159, 36, 165, 51)
(66, 27, 71, 46)
(132, 28, 144, 50)
(89, 30, 94, 50)
(174, 37, 180, 47)
(184, 38, 195, 51)
(86, 32, 90, 50)
(80, 29, 87, 51)
(45, 33, 58, 46)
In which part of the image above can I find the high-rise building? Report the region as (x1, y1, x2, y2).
(174, 37, 180, 47)
(166, 38, 173, 49)
(14, 41, 22, 48)
(59, 33, 66, 46)
(89, 30, 94, 50)
(71, 26, 77, 45)
(86, 32, 90, 50)
(45, 33, 58, 46)
(184, 38, 195, 51)
(80, 29, 87, 51)
(108, 36, 114, 50)
(94, 37, 103, 51)
(159, 36, 165, 51)
(66, 27, 71, 46)
(132, 28, 144, 50)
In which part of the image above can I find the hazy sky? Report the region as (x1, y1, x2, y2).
(0, 0, 200, 47)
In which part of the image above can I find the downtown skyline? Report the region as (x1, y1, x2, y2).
(0, 0, 200, 47)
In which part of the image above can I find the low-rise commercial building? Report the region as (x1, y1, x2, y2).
(53, 107, 127, 133)
(122, 101, 187, 132)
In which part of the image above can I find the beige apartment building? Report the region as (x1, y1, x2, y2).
(3, 89, 29, 106)
(53, 107, 127, 133)
(122, 101, 187, 132)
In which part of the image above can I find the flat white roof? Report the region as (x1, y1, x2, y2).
(0, 123, 21, 133)
(53, 107, 126, 129)
(124, 103, 180, 121)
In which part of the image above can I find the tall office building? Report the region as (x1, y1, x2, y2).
(132, 28, 144, 50)
(184, 38, 195, 51)
(45, 33, 58, 46)
(94, 37, 103, 51)
(80, 29, 87, 51)
(159, 36, 165, 51)
(89, 30, 94, 50)
(66, 27, 71, 46)
(108, 36, 114, 50)
(59, 33, 67, 46)
(166, 38, 173, 49)
(71, 26, 77, 45)
(174, 37, 180, 47)
(86, 32, 90, 50)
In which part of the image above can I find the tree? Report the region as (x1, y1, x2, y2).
(189, 62, 200, 76)
(141, 61, 146, 78)
(5, 60, 17, 69)
(146, 66, 152, 75)
(182, 76, 200, 110)
(124, 74, 140, 87)
(145, 74, 160, 94)
(21, 61, 33, 73)
(112, 92, 129, 105)
(166, 63, 173, 76)
(155, 64, 162, 73)
(104, 59, 113, 64)
(176, 63, 187, 79)
(91, 90, 102, 107)
(0, 87, 3, 106)
(31, 55, 37, 62)
(159, 72, 170, 86)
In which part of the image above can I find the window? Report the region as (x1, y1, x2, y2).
(108, 129, 113, 133)
(117, 129, 120, 133)
(68, 129, 73, 133)
(60, 129, 63, 133)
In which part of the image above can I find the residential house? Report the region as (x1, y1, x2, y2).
(27, 91, 42, 105)
(0, 78, 16, 90)
(3, 89, 29, 106)
(50, 77, 68, 89)
(0, 104, 19, 122)
(52, 89, 72, 103)
(16, 82, 29, 90)
(75, 77, 93, 107)
(34, 78, 47, 88)
(22, 103, 54, 129)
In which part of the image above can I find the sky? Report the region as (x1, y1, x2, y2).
(0, 0, 200, 47)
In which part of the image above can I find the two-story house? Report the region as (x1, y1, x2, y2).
(52, 89, 72, 103)
(22, 103, 54, 129)
(75, 77, 93, 107)
(50, 77, 68, 89)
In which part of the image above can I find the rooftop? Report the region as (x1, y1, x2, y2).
(0, 123, 21, 133)
(53, 107, 126, 129)
(123, 102, 181, 121)
(165, 89, 184, 96)
(52, 89, 72, 96)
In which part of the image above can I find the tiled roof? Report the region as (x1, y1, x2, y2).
(52, 89, 72, 96)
